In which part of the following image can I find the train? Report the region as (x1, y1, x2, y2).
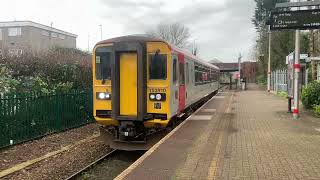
(92, 35, 220, 150)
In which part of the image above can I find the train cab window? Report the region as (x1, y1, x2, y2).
(95, 47, 111, 80)
(149, 54, 167, 80)
(173, 58, 177, 83)
(179, 62, 185, 85)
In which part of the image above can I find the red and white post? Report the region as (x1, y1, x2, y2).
(293, 30, 300, 119)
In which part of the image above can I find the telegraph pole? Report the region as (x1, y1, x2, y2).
(99, 25, 103, 40)
(238, 53, 242, 88)
(87, 34, 90, 52)
(267, 26, 272, 92)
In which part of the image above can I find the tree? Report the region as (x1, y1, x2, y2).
(147, 22, 191, 48)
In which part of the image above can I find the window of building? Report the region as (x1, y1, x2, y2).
(149, 54, 167, 80)
(173, 58, 177, 83)
(41, 30, 49, 36)
(8, 28, 22, 36)
(8, 49, 23, 57)
(51, 33, 57, 38)
(95, 47, 112, 80)
(59, 34, 65, 39)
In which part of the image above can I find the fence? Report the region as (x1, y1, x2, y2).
(271, 69, 288, 92)
(0, 90, 93, 149)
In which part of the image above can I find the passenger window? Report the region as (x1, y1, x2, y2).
(149, 54, 167, 80)
(95, 47, 112, 80)
(179, 62, 185, 85)
(173, 58, 177, 83)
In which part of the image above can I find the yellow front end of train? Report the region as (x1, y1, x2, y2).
(92, 37, 173, 149)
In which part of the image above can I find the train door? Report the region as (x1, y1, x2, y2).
(178, 53, 185, 112)
(119, 53, 138, 116)
(185, 61, 190, 105)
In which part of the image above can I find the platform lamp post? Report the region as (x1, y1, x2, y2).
(267, 26, 272, 92)
(192, 38, 198, 55)
(99, 24, 103, 40)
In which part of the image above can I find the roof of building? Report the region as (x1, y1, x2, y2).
(212, 62, 239, 72)
(0, 21, 77, 38)
(212, 61, 257, 72)
(96, 35, 219, 70)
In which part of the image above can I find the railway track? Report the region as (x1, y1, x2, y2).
(65, 89, 225, 180)
(65, 149, 118, 180)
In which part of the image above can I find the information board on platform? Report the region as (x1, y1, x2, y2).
(270, 9, 320, 30)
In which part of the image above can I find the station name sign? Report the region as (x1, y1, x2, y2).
(270, 9, 320, 30)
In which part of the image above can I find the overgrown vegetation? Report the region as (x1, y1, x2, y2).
(313, 104, 320, 117)
(277, 91, 288, 98)
(0, 47, 92, 94)
(301, 81, 320, 116)
(257, 74, 267, 86)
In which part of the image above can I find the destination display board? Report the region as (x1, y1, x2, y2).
(270, 9, 320, 30)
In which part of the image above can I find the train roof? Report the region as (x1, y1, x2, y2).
(95, 35, 219, 70)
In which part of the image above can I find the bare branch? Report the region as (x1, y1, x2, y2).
(147, 22, 191, 48)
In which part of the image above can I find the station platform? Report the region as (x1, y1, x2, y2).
(116, 84, 320, 180)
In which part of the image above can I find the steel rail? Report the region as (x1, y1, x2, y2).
(65, 149, 118, 180)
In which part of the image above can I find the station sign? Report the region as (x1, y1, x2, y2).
(270, 9, 320, 30)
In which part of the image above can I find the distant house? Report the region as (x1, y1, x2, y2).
(0, 21, 77, 56)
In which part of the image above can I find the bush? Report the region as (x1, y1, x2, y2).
(257, 75, 267, 85)
(313, 104, 320, 117)
(0, 66, 20, 93)
(0, 47, 92, 93)
(301, 81, 320, 109)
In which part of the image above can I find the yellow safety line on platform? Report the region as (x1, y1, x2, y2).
(207, 92, 234, 180)
(0, 133, 100, 178)
(115, 92, 225, 180)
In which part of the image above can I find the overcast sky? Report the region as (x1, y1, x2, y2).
(1, 0, 257, 62)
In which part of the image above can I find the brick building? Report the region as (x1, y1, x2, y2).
(0, 21, 77, 56)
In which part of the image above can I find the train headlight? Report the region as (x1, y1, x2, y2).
(98, 93, 106, 99)
(96, 92, 111, 100)
(150, 94, 155, 100)
(156, 94, 162, 100)
(149, 93, 166, 101)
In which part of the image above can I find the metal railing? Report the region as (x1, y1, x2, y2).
(0, 90, 93, 149)
(271, 69, 288, 92)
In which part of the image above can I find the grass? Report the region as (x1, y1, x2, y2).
(276, 91, 288, 98)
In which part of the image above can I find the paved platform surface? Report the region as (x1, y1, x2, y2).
(116, 84, 320, 180)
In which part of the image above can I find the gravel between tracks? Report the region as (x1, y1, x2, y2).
(0, 124, 111, 180)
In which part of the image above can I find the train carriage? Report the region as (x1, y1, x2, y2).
(93, 35, 219, 150)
